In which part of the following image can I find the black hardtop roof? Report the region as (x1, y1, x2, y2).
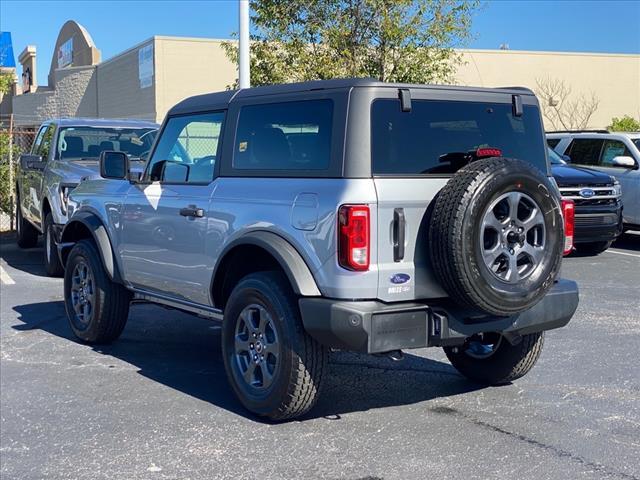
(42, 118, 160, 128)
(168, 78, 536, 116)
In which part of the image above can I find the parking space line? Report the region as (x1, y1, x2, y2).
(0, 264, 16, 285)
(606, 249, 640, 258)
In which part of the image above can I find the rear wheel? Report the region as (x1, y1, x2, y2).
(578, 240, 612, 255)
(16, 197, 38, 248)
(222, 271, 327, 421)
(64, 239, 131, 344)
(444, 332, 544, 385)
(43, 213, 64, 276)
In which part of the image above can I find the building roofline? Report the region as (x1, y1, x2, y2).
(459, 48, 639, 58)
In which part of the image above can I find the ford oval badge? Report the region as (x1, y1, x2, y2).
(390, 273, 411, 284)
(579, 188, 596, 199)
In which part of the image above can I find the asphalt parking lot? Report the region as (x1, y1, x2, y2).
(1, 232, 639, 480)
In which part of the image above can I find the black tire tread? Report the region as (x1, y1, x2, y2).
(429, 158, 561, 316)
(578, 240, 612, 255)
(64, 239, 130, 344)
(444, 332, 544, 385)
(224, 271, 327, 421)
(44, 213, 64, 277)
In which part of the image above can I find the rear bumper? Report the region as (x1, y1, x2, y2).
(299, 279, 579, 354)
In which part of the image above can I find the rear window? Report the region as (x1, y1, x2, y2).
(371, 99, 547, 175)
(234, 99, 333, 171)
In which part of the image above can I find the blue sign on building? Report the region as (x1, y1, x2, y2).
(0, 32, 17, 68)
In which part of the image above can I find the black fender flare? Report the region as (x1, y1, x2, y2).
(59, 211, 122, 283)
(212, 231, 321, 297)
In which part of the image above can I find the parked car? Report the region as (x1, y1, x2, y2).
(549, 148, 622, 254)
(59, 79, 579, 420)
(547, 130, 640, 230)
(15, 118, 159, 276)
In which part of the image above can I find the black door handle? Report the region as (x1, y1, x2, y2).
(393, 208, 405, 262)
(179, 205, 205, 218)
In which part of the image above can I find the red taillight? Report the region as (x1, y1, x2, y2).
(561, 199, 575, 255)
(338, 205, 370, 271)
(475, 147, 502, 158)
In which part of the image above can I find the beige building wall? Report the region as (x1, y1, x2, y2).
(455, 49, 640, 130)
(96, 40, 156, 121)
(154, 36, 236, 123)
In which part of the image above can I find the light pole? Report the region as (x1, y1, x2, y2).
(239, 0, 250, 89)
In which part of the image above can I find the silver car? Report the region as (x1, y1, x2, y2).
(15, 118, 158, 275)
(60, 80, 579, 420)
(547, 131, 640, 229)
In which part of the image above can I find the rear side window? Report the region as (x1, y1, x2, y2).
(547, 138, 561, 148)
(234, 100, 333, 171)
(565, 139, 603, 166)
(371, 99, 547, 175)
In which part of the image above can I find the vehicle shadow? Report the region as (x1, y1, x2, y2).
(613, 230, 640, 252)
(0, 232, 49, 278)
(12, 300, 479, 422)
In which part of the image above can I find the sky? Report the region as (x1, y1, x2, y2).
(1, 0, 639, 86)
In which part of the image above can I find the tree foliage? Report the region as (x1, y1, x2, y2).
(607, 115, 640, 132)
(0, 72, 13, 95)
(223, 0, 479, 87)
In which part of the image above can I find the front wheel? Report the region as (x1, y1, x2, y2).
(221, 271, 327, 421)
(44, 213, 64, 276)
(64, 239, 131, 344)
(444, 332, 544, 385)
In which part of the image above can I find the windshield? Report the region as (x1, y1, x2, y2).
(57, 127, 157, 160)
(633, 139, 640, 151)
(371, 99, 547, 175)
(548, 147, 566, 165)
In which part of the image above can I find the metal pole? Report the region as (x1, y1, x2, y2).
(239, 0, 250, 89)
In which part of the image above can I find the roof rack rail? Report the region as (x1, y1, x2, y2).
(546, 129, 609, 134)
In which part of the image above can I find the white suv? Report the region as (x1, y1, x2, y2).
(547, 131, 640, 229)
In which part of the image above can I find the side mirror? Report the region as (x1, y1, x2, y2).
(20, 154, 46, 171)
(99, 151, 130, 179)
(562, 154, 571, 163)
(611, 156, 637, 169)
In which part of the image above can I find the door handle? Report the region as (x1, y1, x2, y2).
(393, 208, 405, 262)
(179, 205, 205, 218)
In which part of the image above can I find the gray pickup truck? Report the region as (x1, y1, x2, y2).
(59, 79, 579, 420)
(15, 118, 158, 275)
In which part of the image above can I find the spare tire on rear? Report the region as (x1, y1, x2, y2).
(429, 157, 563, 316)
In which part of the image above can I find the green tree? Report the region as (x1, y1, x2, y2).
(607, 115, 640, 132)
(0, 72, 17, 216)
(223, 0, 479, 87)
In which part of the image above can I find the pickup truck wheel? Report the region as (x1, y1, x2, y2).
(64, 239, 131, 344)
(222, 271, 327, 421)
(444, 332, 544, 385)
(43, 213, 64, 276)
(429, 157, 563, 316)
(578, 241, 612, 255)
(15, 198, 38, 248)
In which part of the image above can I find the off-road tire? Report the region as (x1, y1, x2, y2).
(43, 213, 64, 276)
(222, 271, 327, 421)
(578, 240, 612, 255)
(444, 332, 544, 385)
(429, 157, 564, 316)
(64, 239, 131, 344)
(15, 196, 38, 248)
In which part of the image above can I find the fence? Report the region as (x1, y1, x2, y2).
(1, 125, 37, 232)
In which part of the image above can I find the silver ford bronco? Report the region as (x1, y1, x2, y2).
(60, 79, 579, 420)
(15, 118, 158, 276)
